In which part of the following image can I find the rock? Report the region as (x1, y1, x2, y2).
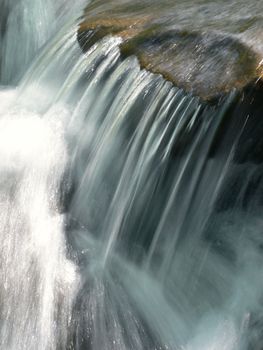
(78, 0, 263, 100)
(78, 16, 151, 51)
(120, 30, 261, 100)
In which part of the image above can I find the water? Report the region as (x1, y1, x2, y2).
(0, 0, 263, 349)
(0, 97, 77, 349)
(0, 0, 87, 84)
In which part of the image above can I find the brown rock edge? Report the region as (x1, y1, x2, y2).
(78, 3, 263, 101)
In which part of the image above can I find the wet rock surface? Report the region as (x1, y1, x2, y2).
(120, 30, 259, 100)
(78, 0, 263, 100)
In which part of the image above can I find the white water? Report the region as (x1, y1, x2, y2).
(0, 0, 263, 349)
(0, 90, 77, 349)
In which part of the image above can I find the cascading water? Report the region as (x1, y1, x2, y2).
(0, 98, 77, 350)
(0, 0, 263, 349)
(0, 0, 87, 84)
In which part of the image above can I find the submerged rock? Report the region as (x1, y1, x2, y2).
(78, 0, 263, 100)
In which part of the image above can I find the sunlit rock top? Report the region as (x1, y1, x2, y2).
(79, 0, 263, 100)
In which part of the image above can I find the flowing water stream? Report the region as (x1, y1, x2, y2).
(0, 1, 263, 349)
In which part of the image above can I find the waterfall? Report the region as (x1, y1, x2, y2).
(0, 0, 88, 84)
(0, 0, 263, 349)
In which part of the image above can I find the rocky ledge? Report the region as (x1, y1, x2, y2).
(78, 0, 263, 100)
